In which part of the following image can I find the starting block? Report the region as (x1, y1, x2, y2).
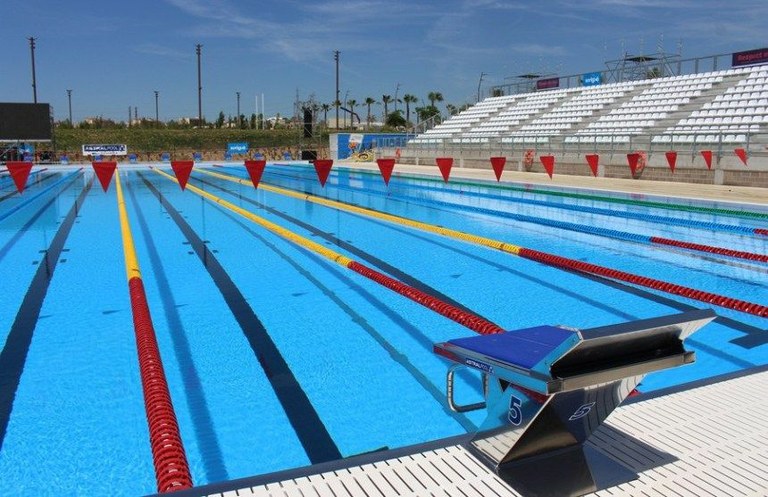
(434, 309, 716, 497)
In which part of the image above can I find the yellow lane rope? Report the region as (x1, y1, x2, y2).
(152, 168, 355, 267)
(197, 167, 524, 256)
(115, 171, 142, 281)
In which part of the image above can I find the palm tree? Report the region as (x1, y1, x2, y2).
(427, 91, 444, 108)
(321, 103, 331, 127)
(402, 94, 418, 124)
(446, 103, 457, 116)
(364, 97, 377, 128)
(381, 95, 393, 119)
(346, 99, 357, 127)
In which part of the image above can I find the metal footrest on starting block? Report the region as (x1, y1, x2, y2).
(434, 309, 716, 497)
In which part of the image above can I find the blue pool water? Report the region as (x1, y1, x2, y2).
(0, 164, 766, 496)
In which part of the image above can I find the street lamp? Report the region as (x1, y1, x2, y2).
(29, 37, 37, 103)
(334, 50, 340, 129)
(154, 91, 159, 127)
(66, 89, 73, 125)
(196, 44, 203, 125)
(236, 91, 241, 128)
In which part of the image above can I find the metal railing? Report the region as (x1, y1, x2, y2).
(400, 131, 767, 160)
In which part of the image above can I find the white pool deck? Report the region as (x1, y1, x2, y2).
(162, 368, 768, 497)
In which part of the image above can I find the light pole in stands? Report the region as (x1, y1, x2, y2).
(196, 44, 203, 125)
(29, 37, 37, 103)
(154, 91, 159, 127)
(477, 72, 487, 102)
(66, 89, 73, 125)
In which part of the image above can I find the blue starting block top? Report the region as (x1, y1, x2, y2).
(446, 326, 577, 371)
(436, 326, 582, 392)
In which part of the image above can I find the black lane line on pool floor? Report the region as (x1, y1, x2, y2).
(126, 181, 229, 483)
(0, 172, 57, 203)
(0, 173, 83, 264)
(0, 175, 93, 451)
(138, 173, 342, 464)
(186, 186, 479, 433)
(192, 175, 496, 324)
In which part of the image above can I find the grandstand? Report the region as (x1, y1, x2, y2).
(398, 51, 768, 187)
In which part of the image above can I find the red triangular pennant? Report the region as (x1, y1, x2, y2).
(313, 159, 333, 187)
(244, 160, 267, 189)
(700, 150, 713, 170)
(91, 161, 117, 192)
(540, 155, 555, 179)
(735, 148, 748, 165)
(489, 156, 506, 181)
(627, 153, 640, 176)
(665, 151, 677, 173)
(171, 160, 194, 190)
(376, 158, 395, 186)
(436, 157, 453, 182)
(585, 154, 599, 177)
(7, 161, 33, 194)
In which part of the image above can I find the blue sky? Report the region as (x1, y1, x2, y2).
(1, 0, 765, 123)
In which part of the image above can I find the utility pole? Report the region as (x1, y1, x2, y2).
(29, 37, 37, 103)
(236, 91, 241, 128)
(128, 106, 132, 128)
(334, 50, 340, 130)
(196, 44, 203, 125)
(66, 89, 73, 125)
(395, 83, 400, 112)
(477, 72, 487, 102)
(154, 90, 159, 127)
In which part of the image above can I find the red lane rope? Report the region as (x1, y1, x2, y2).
(650, 236, 768, 263)
(756, 228, 768, 237)
(518, 248, 768, 318)
(129, 277, 193, 492)
(347, 261, 505, 335)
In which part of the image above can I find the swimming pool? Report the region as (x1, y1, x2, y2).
(0, 163, 766, 496)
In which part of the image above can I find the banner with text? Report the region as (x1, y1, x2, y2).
(581, 72, 602, 86)
(536, 77, 560, 90)
(732, 48, 768, 67)
(227, 142, 249, 154)
(82, 144, 127, 156)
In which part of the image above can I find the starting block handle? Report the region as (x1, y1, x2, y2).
(446, 365, 488, 413)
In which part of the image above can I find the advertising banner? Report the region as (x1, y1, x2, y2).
(732, 48, 768, 67)
(82, 144, 127, 156)
(227, 142, 249, 154)
(582, 72, 602, 86)
(536, 77, 560, 90)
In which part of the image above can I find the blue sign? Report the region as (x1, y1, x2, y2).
(227, 142, 249, 154)
(129, 154, 138, 163)
(337, 133, 413, 161)
(60, 155, 69, 165)
(161, 152, 170, 162)
(582, 72, 602, 86)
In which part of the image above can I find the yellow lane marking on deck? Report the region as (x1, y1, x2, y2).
(152, 168, 355, 267)
(115, 172, 142, 281)
(197, 168, 524, 256)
